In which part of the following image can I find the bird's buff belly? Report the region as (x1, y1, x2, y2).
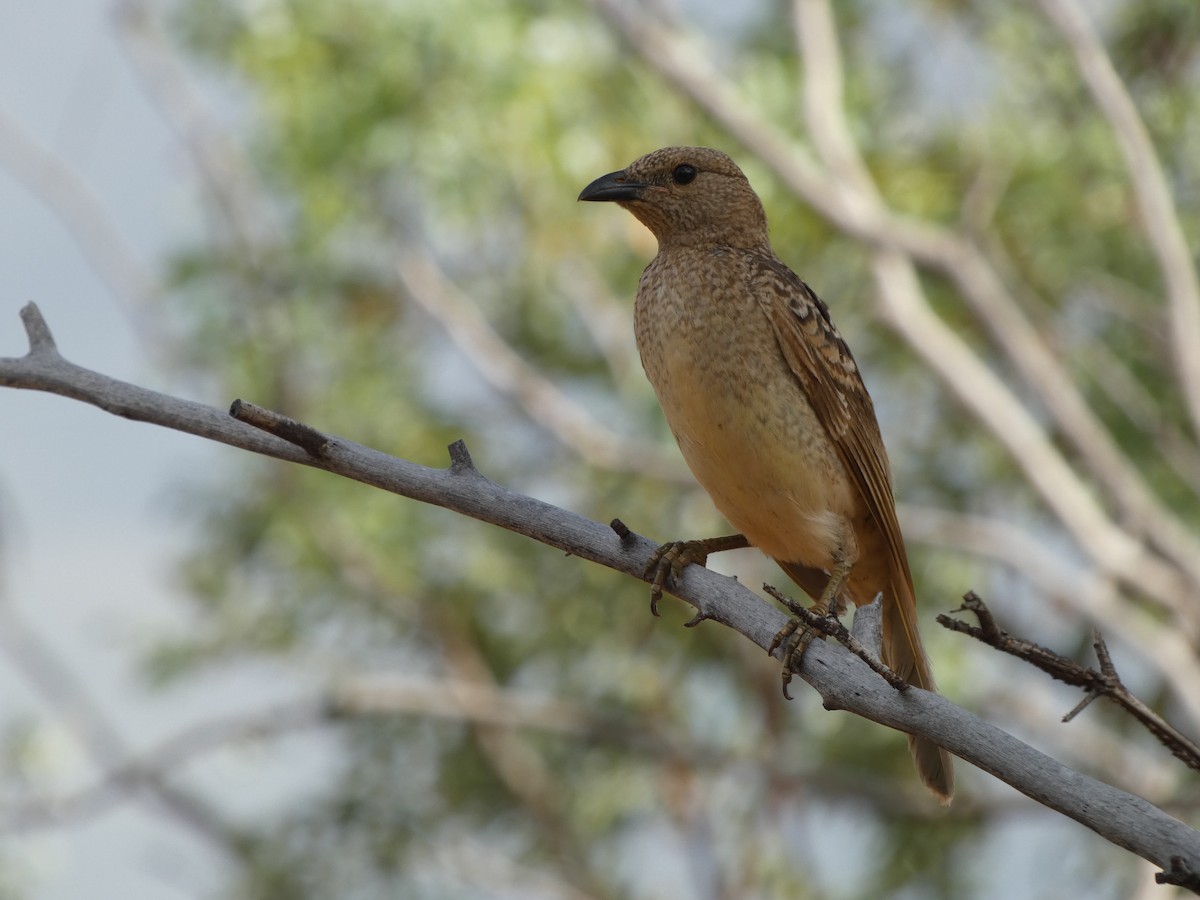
(653, 359, 853, 567)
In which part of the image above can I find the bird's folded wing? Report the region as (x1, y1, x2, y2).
(753, 256, 920, 633)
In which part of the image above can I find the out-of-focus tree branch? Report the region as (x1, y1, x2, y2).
(2, 674, 620, 833)
(870, 252, 1193, 619)
(1, 697, 321, 832)
(115, 0, 281, 251)
(395, 244, 689, 482)
(556, 262, 648, 396)
(791, 0, 875, 194)
(1037, 0, 1200, 440)
(0, 108, 159, 315)
(0, 590, 240, 854)
(434, 616, 617, 900)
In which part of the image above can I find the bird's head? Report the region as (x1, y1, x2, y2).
(578, 147, 770, 251)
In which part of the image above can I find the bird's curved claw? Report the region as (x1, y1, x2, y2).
(769, 618, 817, 700)
(644, 540, 711, 616)
(765, 583, 838, 700)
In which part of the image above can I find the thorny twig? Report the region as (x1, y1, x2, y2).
(940, 592, 1200, 772)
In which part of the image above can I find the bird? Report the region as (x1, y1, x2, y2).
(579, 146, 954, 804)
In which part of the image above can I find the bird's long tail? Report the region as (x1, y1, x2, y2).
(778, 561, 954, 804)
(882, 575, 954, 805)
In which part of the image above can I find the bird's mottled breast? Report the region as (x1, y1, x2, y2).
(632, 245, 853, 563)
(633, 246, 796, 419)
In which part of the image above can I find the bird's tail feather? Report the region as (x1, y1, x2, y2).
(776, 560, 954, 804)
(883, 577, 954, 805)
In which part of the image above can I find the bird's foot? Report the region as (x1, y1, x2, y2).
(645, 540, 711, 617)
(765, 585, 907, 693)
(644, 534, 748, 615)
(764, 584, 840, 699)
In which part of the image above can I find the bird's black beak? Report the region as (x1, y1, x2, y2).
(578, 169, 647, 202)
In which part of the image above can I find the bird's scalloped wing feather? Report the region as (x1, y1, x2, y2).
(751, 255, 925, 671)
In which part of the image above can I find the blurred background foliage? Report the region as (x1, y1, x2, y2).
(9, 0, 1200, 897)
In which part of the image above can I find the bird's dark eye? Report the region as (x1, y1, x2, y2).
(672, 164, 697, 185)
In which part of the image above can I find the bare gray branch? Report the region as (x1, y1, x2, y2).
(3, 302, 1198, 885)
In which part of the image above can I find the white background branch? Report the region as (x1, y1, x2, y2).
(1037, 0, 1200, 439)
(395, 244, 689, 482)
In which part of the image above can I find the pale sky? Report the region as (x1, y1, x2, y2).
(0, 5, 330, 897)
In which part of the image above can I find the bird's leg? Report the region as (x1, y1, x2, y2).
(768, 556, 852, 699)
(644, 533, 749, 615)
